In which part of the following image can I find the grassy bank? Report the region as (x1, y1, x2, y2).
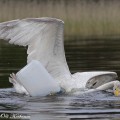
(0, 0, 120, 38)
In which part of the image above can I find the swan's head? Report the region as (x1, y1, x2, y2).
(113, 81, 120, 96)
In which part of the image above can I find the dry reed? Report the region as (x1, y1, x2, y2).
(0, 0, 120, 38)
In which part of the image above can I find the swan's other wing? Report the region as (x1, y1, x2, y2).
(0, 18, 71, 78)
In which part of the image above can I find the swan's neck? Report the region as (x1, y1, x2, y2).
(96, 81, 119, 90)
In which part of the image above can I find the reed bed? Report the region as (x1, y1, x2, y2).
(0, 0, 120, 38)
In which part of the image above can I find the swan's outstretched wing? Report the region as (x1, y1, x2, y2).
(0, 18, 71, 78)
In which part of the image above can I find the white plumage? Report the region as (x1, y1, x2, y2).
(0, 17, 119, 96)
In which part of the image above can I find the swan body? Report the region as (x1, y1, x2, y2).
(0, 17, 119, 96)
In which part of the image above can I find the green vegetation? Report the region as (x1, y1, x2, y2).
(0, 0, 120, 38)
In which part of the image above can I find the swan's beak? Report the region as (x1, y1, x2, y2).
(114, 87, 120, 96)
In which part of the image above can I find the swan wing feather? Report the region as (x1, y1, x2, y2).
(0, 17, 71, 78)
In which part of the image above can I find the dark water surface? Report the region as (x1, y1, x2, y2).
(0, 38, 120, 120)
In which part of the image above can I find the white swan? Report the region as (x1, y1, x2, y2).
(0, 17, 119, 96)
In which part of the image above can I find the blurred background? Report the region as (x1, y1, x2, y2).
(0, 0, 120, 88)
(1, 0, 120, 37)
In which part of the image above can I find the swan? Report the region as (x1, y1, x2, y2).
(0, 17, 120, 96)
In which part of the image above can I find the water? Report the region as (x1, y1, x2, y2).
(0, 38, 120, 120)
(0, 89, 120, 120)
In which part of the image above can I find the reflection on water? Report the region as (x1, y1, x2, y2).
(0, 38, 120, 119)
(65, 37, 120, 74)
(0, 88, 120, 120)
(0, 41, 27, 88)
